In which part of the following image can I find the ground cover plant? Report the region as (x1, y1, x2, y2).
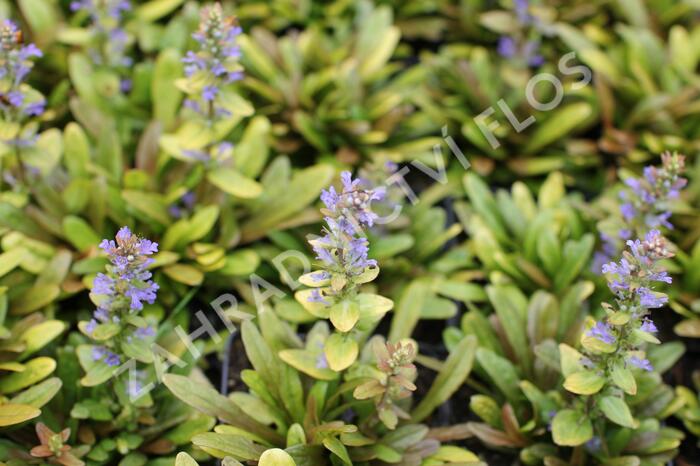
(1, 0, 700, 465)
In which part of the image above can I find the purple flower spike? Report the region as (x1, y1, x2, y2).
(0, 20, 45, 142)
(89, 227, 159, 326)
(181, 3, 243, 119)
(71, 0, 132, 73)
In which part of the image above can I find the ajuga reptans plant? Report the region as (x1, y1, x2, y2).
(594, 152, 686, 273)
(81, 226, 158, 396)
(554, 230, 675, 455)
(0, 19, 45, 181)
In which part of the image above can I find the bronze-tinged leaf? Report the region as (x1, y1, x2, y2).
(467, 422, 522, 448)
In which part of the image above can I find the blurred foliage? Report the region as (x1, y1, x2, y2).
(0, 0, 698, 464)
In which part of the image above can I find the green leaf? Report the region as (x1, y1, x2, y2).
(551, 409, 593, 446)
(0, 357, 56, 394)
(258, 449, 297, 466)
(558, 344, 585, 377)
(388, 280, 427, 341)
(175, 452, 199, 466)
(278, 349, 338, 381)
(63, 123, 90, 176)
(322, 437, 351, 465)
(219, 250, 260, 276)
(0, 403, 41, 426)
(9, 377, 62, 408)
(523, 102, 595, 154)
(96, 124, 123, 182)
(20, 320, 66, 358)
(163, 264, 204, 286)
(563, 371, 605, 395)
(163, 374, 283, 445)
(611, 362, 637, 395)
(357, 293, 394, 325)
(435, 280, 487, 304)
(62, 216, 101, 252)
(554, 235, 594, 291)
(329, 300, 359, 333)
(598, 396, 636, 428)
(425, 445, 479, 463)
(464, 172, 508, 243)
(487, 285, 530, 371)
(152, 49, 183, 127)
(136, 0, 185, 21)
(11, 284, 61, 315)
(18, 0, 58, 42)
(242, 163, 334, 241)
(324, 333, 358, 372)
(207, 168, 263, 199)
(0, 248, 26, 279)
(192, 433, 266, 460)
(236, 116, 271, 178)
(469, 395, 503, 428)
(412, 335, 477, 422)
(122, 190, 171, 225)
(475, 348, 521, 406)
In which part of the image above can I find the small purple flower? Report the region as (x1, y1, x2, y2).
(586, 436, 602, 452)
(514, 0, 532, 24)
(86, 319, 98, 334)
(134, 325, 155, 339)
(640, 318, 657, 333)
(104, 352, 121, 367)
(125, 281, 159, 310)
(24, 101, 45, 116)
(202, 85, 219, 101)
(620, 203, 635, 221)
(7, 91, 23, 108)
(92, 346, 107, 361)
(587, 322, 615, 345)
(637, 287, 667, 308)
(308, 289, 329, 305)
(580, 357, 595, 369)
(92, 273, 114, 295)
(497, 36, 517, 58)
(92, 345, 121, 367)
(311, 271, 330, 282)
(523, 40, 544, 67)
(315, 352, 329, 369)
(628, 356, 653, 371)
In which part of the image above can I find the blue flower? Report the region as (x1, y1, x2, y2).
(587, 322, 615, 345)
(497, 36, 517, 58)
(92, 345, 121, 367)
(315, 353, 329, 369)
(104, 352, 121, 367)
(637, 287, 667, 308)
(640, 318, 657, 333)
(134, 325, 155, 339)
(628, 356, 653, 372)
